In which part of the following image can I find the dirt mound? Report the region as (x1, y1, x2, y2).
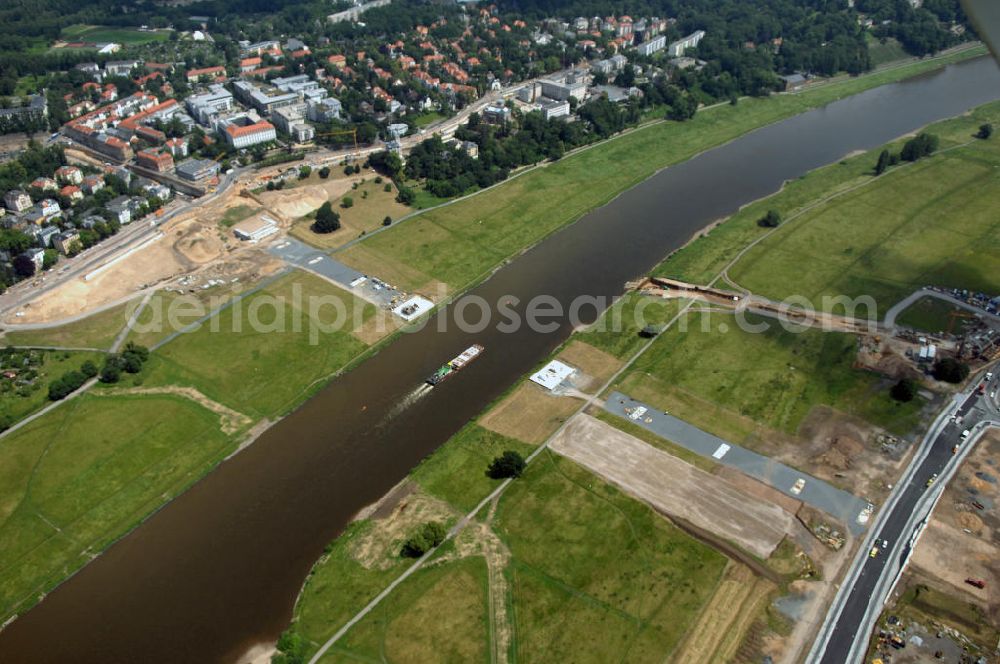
(811, 436, 865, 471)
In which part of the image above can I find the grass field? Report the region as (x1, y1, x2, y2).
(0, 350, 103, 429)
(0, 392, 236, 622)
(319, 556, 489, 664)
(724, 102, 1000, 315)
(144, 270, 374, 419)
(896, 296, 971, 334)
(59, 24, 170, 46)
(290, 180, 411, 250)
(617, 311, 924, 440)
(866, 35, 910, 67)
(4, 299, 139, 350)
(218, 205, 257, 228)
(411, 111, 446, 128)
(337, 46, 986, 295)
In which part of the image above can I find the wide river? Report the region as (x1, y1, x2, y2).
(2, 56, 1000, 663)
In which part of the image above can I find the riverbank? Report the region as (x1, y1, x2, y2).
(279, 80, 1000, 664)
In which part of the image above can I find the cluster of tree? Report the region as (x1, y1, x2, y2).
(487, 450, 526, 479)
(932, 356, 969, 384)
(0, 141, 65, 197)
(48, 360, 97, 400)
(400, 521, 447, 558)
(977, 123, 993, 140)
(874, 132, 939, 174)
(311, 201, 341, 234)
(98, 342, 149, 384)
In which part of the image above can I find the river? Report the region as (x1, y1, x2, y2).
(2, 56, 999, 663)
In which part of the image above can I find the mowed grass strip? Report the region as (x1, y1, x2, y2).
(0, 392, 234, 621)
(4, 299, 140, 350)
(337, 47, 986, 294)
(145, 270, 374, 419)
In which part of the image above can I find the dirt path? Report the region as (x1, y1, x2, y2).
(96, 386, 252, 434)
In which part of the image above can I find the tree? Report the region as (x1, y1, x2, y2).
(42, 248, 58, 270)
(298, 165, 312, 179)
(401, 521, 447, 558)
(340, 196, 353, 209)
(48, 370, 86, 400)
(977, 123, 994, 140)
(396, 185, 415, 205)
(932, 357, 969, 384)
(758, 210, 781, 228)
(100, 359, 122, 384)
(12, 254, 35, 278)
(890, 378, 918, 402)
(80, 360, 98, 378)
(487, 450, 526, 479)
(382, 215, 392, 226)
(312, 202, 341, 233)
(318, 166, 330, 179)
(874, 149, 891, 175)
(901, 133, 939, 162)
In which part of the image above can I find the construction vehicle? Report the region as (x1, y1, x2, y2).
(870, 546, 880, 559)
(926, 473, 938, 487)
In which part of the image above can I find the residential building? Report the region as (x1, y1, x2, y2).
(136, 148, 174, 173)
(4, 190, 32, 213)
(30, 177, 57, 192)
(240, 57, 263, 73)
(165, 137, 189, 158)
(24, 248, 46, 271)
(141, 182, 172, 201)
(60, 185, 84, 203)
(35, 225, 60, 248)
(55, 165, 83, 185)
(0, 94, 48, 125)
(636, 34, 667, 56)
(82, 175, 105, 195)
(667, 30, 705, 57)
(175, 158, 220, 182)
(106, 196, 132, 224)
(105, 60, 142, 77)
(483, 104, 511, 124)
(223, 119, 276, 148)
(54, 230, 81, 255)
(186, 66, 227, 83)
(37, 199, 61, 218)
(327, 0, 392, 24)
(307, 97, 342, 122)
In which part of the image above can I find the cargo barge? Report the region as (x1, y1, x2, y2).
(426, 344, 484, 386)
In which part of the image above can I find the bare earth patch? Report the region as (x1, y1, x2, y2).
(479, 382, 581, 445)
(554, 340, 623, 392)
(550, 414, 795, 558)
(672, 562, 776, 663)
(349, 489, 459, 570)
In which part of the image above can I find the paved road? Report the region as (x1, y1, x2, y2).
(604, 390, 872, 534)
(813, 371, 1000, 663)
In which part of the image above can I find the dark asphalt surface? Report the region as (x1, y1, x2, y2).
(819, 377, 999, 663)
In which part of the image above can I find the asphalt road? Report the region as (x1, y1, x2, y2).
(816, 373, 1000, 663)
(604, 390, 872, 533)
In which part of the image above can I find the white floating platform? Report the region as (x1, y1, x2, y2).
(530, 360, 576, 391)
(392, 295, 434, 321)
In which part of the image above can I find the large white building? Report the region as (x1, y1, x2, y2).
(637, 34, 667, 56)
(223, 119, 277, 148)
(539, 71, 588, 101)
(668, 30, 706, 57)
